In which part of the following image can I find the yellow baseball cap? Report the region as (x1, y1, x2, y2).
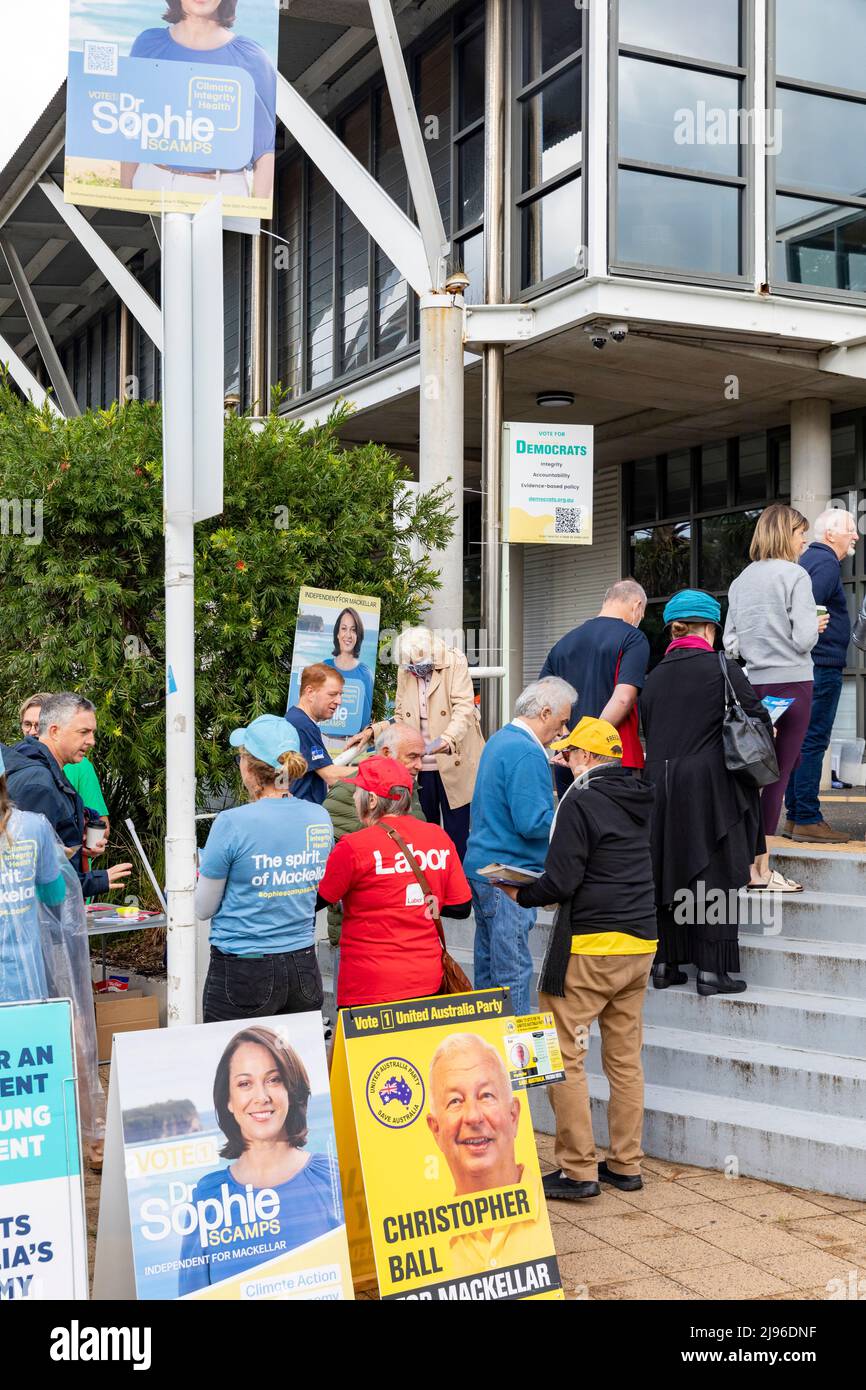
(550, 716, 623, 759)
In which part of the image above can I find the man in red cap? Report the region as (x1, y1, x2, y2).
(317, 756, 472, 1007)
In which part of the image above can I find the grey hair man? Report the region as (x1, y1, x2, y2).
(2, 692, 131, 897)
(464, 676, 577, 1015)
(539, 579, 650, 789)
(785, 508, 858, 843)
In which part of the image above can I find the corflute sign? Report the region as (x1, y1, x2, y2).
(503, 422, 594, 545)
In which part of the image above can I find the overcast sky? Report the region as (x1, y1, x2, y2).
(0, 0, 69, 172)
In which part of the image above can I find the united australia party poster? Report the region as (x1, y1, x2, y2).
(114, 1014, 353, 1300)
(65, 0, 279, 220)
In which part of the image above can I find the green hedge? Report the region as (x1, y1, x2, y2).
(0, 384, 454, 884)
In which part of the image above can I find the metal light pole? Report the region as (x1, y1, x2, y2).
(162, 213, 198, 1027)
(481, 0, 507, 735)
(419, 289, 466, 640)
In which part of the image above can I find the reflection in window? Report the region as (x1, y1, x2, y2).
(776, 0, 866, 93)
(522, 64, 582, 187)
(777, 89, 866, 201)
(521, 177, 582, 289)
(832, 423, 858, 493)
(700, 443, 728, 510)
(629, 458, 657, 523)
(523, 0, 582, 84)
(619, 0, 740, 65)
(618, 58, 741, 177)
(700, 512, 761, 591)
(459, 231, 484, 306)
(775, 197, 866, 293)
(737, 435, 767, 505)
(664, 450, 691, 515)
(617, 169, 740, 276)
(630, 524, 691, 596)
(458, 129, 484, 228)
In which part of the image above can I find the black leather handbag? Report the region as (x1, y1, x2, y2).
(718, 653, 780, 788)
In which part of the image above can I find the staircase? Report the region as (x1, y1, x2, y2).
(318, 844, 866, 1199)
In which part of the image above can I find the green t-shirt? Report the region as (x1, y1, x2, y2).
(63, 757, 109, 817)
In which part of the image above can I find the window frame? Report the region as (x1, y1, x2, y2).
(609, 0, 756, 290)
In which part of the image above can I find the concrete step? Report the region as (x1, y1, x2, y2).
(529, 1076, 866, 1200)
(643, 979, 866, 1056)
(738, 890, 866, 944)
(738, 934, 866, 999)
(771, 844, 866, 897)
(588, 1023, 866, 1120)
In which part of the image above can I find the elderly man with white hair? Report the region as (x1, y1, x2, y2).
(784, 507, 858, 842)
(463, 676, 576, 1014)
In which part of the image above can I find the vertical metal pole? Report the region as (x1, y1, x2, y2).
(250, 229, 269, 413)
(419, 291, 466, 640)
(119, 302, 133, 402)
(481, 0, 507, 735)
(162, 213, 197, 1027)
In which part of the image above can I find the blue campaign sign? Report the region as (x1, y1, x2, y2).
(66, 51, 256, 171)
(0, 1000, 88, 1299)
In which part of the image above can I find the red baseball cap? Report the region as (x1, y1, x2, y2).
(355, 756, 413, 800)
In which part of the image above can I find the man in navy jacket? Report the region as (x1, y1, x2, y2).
(785, 509, 858, 842)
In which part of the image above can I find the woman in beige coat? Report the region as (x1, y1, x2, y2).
(349, 628, 484, 859)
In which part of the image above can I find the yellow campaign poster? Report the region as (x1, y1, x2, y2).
(331, 990, 564, 1301)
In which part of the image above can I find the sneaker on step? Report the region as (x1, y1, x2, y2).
(791, 822, 848, 843)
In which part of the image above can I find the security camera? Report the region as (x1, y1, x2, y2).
(584, 324, 608, 350)
(609, 322, 629, 343)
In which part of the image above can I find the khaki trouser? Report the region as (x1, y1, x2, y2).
(540, 953, 653, 1182)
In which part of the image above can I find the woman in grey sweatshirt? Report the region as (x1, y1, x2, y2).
(724, 504, 824, 890)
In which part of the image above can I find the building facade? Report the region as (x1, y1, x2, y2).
(3, 0, 866, 743)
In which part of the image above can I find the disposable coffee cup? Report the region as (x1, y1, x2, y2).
(85, 819, 106, 851)
(817, 606, 828, 617)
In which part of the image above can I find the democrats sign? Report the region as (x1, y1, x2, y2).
(65, 1, 279, 221)
(503, 421, 594, 546)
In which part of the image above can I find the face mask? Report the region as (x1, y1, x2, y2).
(407, 662, 434, 680)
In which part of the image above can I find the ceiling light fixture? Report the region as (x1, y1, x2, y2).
(536, 391, 575, 408)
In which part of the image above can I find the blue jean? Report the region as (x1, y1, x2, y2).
(470, 877, 536, 1016)
(785, 666, 844, 826)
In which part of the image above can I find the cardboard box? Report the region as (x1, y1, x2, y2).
(94, 989, 159, 1060)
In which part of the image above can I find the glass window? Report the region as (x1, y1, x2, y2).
(619, 58, 741, 177)
(700, 511, 761, 591)
(619, 0, 740, 66)
(375, 89, 408, 358)
(458, 30, 485, 128)
(617, 169, 741, 275)
(775, 437, 791, 498)
(664, 450, 691, 516)
(700, 442, 728, 510)
(338, 103, 370, 375)
(776, 0, 866, 91)
(521, 176, 582, 287)
(774, 196, 865, 290)
(307, 166, 334, 389)
(523, 0, 582, 84)
(523, 63, 582, 190)
(832, 422, 858, 492)
(630, 524, 691, 595)
(736, 434, 767, 504)
(629, 459, 657, 523)
(274, 162, 303, 398)
(458, 230, 484, 305)
(416, 38, 452, 229)
(458, 130, 484, 228)
(777, 89, 866, 200)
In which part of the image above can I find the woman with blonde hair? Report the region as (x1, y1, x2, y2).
(347, 627, 484, 860)
(196, 715, 333, 1022)
(725, 504, 827, 889)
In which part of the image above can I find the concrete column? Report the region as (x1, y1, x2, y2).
(790, 398, 832, 532)
(503, 541, 524, 718)
(419, 291, 465, 639)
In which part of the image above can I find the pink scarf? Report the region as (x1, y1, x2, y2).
(665, 635, 715, 654)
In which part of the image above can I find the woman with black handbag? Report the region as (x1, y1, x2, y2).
(641, 590, 773, 996)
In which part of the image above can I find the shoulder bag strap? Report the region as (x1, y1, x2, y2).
(382, 822, 447, 952)
(718, 651, 741, 709)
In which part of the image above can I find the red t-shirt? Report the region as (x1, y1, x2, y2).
(318, 815, 471, 1008)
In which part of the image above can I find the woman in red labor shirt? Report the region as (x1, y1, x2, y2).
(317, 756, 472, 1007)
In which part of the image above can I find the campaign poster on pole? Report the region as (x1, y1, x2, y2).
(503, 421, 594, 545)
(65, 0, 279, 220)
(93, 1014, 354, 1300)
(286, 587, 382, 741)
(330, 990, 564, 1301)
(0, 1000, 88, 1300)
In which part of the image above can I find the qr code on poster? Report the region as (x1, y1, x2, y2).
(554, 506, 584, 535)
(83, 41, 119, 76)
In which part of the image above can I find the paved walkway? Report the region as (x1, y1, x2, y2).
(538, 1135, 866, 1300)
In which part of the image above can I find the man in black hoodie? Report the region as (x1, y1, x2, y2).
(3, 692, 131, 899)
(502, 716, 656, 1202)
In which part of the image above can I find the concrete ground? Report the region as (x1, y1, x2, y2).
(83, 1128, 866, 1302)
(538, 1136, 866, 1301)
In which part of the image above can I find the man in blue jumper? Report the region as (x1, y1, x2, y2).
(785, 508, 858, 842)
(464, 676, 577, 1014)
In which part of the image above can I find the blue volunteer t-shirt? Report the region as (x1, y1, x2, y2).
(198, 798, 333, 955)
(540, 616, 650, 723)
(284, 706, 333, 805)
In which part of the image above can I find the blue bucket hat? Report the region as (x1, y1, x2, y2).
(229, 715, 300, 769)
(663, 589, 721, 625)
